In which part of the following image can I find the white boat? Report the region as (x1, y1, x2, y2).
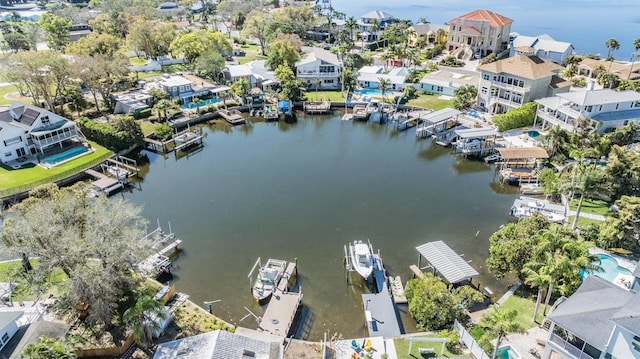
(349, 240, 374, 280)
(484, 153, 501, 163)
(252, 259, 287, 304)
(174, 131, 199, 145)
(107, 166, 130, 180)
(545, 212, 566, 223)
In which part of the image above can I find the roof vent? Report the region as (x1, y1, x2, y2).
(242, 349, 256, 358)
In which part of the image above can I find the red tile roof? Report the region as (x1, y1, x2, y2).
(451, 9, 513, 27)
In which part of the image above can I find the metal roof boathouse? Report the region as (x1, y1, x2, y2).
(415, 240, 479, 284)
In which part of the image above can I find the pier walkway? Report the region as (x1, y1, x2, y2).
(84, 169, 123, 195)
(303, 101, 331, 114)
(259, 261, 302, 337)
(218, 109, 246, 125)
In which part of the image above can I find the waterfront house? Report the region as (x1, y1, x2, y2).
(448, 9, 513, 58)
(295, 48, 342, 90)
(0, 102, 85, 164)
(358, 66, 408, 92)
(153, 329, 283, 359)
(477, 51, 570, 114)
(113, 90, 153, 115)
(224, 60, 278, 92)
(510, 34, 574, 65)
(543, 275, 640, 359)
(534, 88, 640, 133)
(417, 69, 478, 97)
(154, 74, 229, 104)
(407, 23, 448, 48)
(577, 58, 640, 81)
(356, 10, 395, 43)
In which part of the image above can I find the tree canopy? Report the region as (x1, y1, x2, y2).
(169, 30, 232, 64)
(266, 39, 300, 70)
(0, 184, 152, 326)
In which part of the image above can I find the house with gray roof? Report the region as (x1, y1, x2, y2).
(510, 34, 574, 65)
(543, 275, 640, 359)
(356, 10, 395, 43)
(153, 329, 283, 359)
(534, 88, 640, 133)
(0, 102, 85, 164)
(295, 48, 342, 90)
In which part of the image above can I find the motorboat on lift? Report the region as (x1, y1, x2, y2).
(349, 240, 374, 280)
(251, 258, 287, 304)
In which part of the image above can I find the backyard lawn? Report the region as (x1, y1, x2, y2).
(497, 289, 545, 329)
(0, 259, 67, 302)
(306, 90, 348, 101)
(393, 336, 466, 359)
(0, 141, 113, 197)
(569, 198, 610, 216)
(406, 93, 453, 110)
(0, 84, 21, 106)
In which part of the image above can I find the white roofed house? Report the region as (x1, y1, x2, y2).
(418, 69, 478, 97)
(534, 88, 640, 133)
(0, 102, 87, 166)
(510, 34, 574, 65)
(358, 66, 409, 92)
(295, 48, 342, 90)
(356, 10, 395, 43)
(543, 275, 640, 359)
(477, 51, 571, 115)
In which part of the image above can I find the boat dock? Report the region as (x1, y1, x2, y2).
(259, 260, 302, 337)
(352, 104, 368, 120)
(414, 108, 461, 138)
(84, 168, 124, 195)
(218, 109, 246, 125)
(362, 292, 403, 337)
(511, 196, 566, 222)
(303, 101, 331, 114)
(173, 130, 203, 152)
(263, 104, 279, 121)
(388, 276, 407, 304)
(137, 221, 183, 278)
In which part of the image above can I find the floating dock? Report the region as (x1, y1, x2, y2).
(218, 109, 246, 125)
(303, 101, 331, 114)
(259, 260, 302, 337)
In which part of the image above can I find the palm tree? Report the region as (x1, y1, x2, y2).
(566, 148, 603, 229)
(123, 293, 167, 351)
(480, 306, 525, 359)
(314, 77, 321, 100)
(377, 77, 391, 101)
(345, 17, 357, 41)
(563, 65, 578, 83)
(629, 38, 640, 80)
(370, 18, 380, 42)
(605, 38, 620, 71)
(523, 264, 551, 322)
(154, 99, 172, 122)
(192, 96, 202, 115)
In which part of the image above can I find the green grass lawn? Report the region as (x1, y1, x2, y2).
(406, 93, 453, 110)
(0, 84, 20, 106)
(135, 71, 163, 80)
(394, 336, 468, 359)
(306, 90, 348, 101)
(0, 259, 67, 302)
(139, 120, 160, 136)
(0, 141, 113, 197)
(493, 288, 543, 330)
(569, 198, 610, 216)
(567, 215, 604, 227)
(129, 57, 147, 66)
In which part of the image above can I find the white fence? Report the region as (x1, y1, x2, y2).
(454, 320, 491, 359)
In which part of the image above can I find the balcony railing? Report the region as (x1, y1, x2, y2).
(296, 70, 339, 77)
(536, 110, 575, 131)
(490, 96, 523, 108)
(490, 81, 530, 93)
(548, 333, 596, 359)
(32, 130, 78, 148)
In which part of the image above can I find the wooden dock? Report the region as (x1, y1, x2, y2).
(137, 222, 183, 278)
(218, 109, 246, 125)
(303, 101, 331, 114)
(388, 276, 407, 304)
(259, 260, 302, 337)
(85, 168, 124, 195)
(106, 156, 139, 176)
(173, 130, 203, 152)
(352, 104, 368, 120)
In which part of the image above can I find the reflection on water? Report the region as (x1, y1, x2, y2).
(122, 111, 519, 339)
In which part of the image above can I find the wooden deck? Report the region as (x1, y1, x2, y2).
(218, 109, 246, 125)
(388, 275, 407, 304)
(259, 260, 302, 337)
(85, 169, 123, 194)
(303, 101, 331, 114)
(352, 104, 368, 120)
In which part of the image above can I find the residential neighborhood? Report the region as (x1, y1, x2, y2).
(0, 0, 639, 359)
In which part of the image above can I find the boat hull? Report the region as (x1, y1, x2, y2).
(349, 240, 374, 280)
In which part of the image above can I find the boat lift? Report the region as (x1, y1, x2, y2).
(343, 239, 375, 286)
(247, 257, 262, 292)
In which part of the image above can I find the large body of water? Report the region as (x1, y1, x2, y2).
(331, 0, 640, 60)
(122, 113, 519, 339)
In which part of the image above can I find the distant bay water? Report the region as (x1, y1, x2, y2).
(331, 0, 640, 60)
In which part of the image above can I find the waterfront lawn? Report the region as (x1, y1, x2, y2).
(0, 141, 112, 194)
(567, 215, 604, 227)
(306, 90, 347, 101)
(135, 71, 163, 80)
(139, 120, 160, 136)
(393, 336, 466, 359)
(498, 289, 544, 329)
(569, 198, 610, 216)
(406, 93, 453, 110)
(0, 259, 67, 302)
(0, 84, 20, 106)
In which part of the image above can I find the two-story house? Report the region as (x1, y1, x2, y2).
(295, 48, 342, 90)
(155, 75, 228, 104)
(477, 51, 570, 114)
(448, 9, 513, 58)
(543, 275, 640, 359)
(534, 88, 640, 133)
(510, 34, 574, 65)
(0, 102, 84, 164)
(357, 10, 394, 43)
(407, 23, 449, 48)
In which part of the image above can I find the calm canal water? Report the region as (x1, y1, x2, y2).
(332, 0, 640, 59)
(121, 112, 519, 340)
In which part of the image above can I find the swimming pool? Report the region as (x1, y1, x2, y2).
(357, 88, 385, 97)
(41, 146, 89, 166)
(497, 345, 521, 359)
(181, 98, 221, 109)
(582, 253, 633, 282)
(526, 130, 542, 139)
(467, 109, 483, 119)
